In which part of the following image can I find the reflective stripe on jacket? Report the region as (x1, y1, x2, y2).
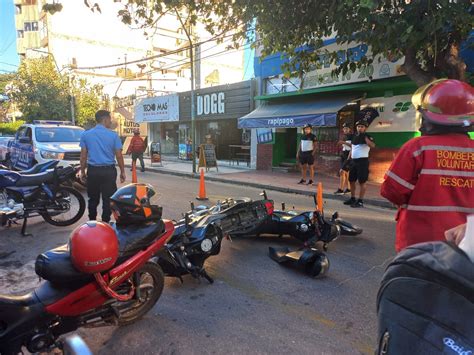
(380, 134, 474, 252)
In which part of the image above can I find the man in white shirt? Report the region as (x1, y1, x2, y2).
(343, 119, 375, 208)
(297, 124, 317, 185)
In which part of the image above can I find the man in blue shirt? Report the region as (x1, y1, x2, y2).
(80, 110, 126, 222)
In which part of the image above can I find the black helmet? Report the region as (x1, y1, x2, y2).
(355, 119, 369, 127)
(297, 249, 330, 277)
(342, 122, 350, 128)
(110, 183, 162, 224)
(303, 124, 313, 129)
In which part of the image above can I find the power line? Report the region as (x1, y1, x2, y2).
(0, 61, 18, 68)
(74, 31, 239, 71)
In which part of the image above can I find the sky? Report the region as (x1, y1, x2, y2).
(0, 0, 19, 74)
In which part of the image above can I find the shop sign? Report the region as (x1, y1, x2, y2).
(179, 80, 253, 121)
(135, 94, 179, 123)
(197, 92, 225, 116)
(364, 95, 418, 133)
(265, 41, 405, 95)
(115, 95, 135, 109)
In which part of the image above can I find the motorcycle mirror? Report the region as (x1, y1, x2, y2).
(190, 201, 195, 211)
(259, 190, 268, 200)
(312, 194, 317, 206)
(281, 202, 286, 211)
(185, 212, 190, 227)
(332, 212, 339, 220)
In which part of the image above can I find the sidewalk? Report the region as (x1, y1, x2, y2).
(124, 156, 392, 209)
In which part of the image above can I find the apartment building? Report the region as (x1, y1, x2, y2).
(13, 0, 247, 142)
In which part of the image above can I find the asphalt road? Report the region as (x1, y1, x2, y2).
(0, 171, 397, 354)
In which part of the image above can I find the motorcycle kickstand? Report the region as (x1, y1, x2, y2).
(201, 269, 214, 284)
(21, 217, 32, 237)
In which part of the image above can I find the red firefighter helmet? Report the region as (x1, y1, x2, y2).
(69, 221, 119, 273)
(412, 79, 474, 127)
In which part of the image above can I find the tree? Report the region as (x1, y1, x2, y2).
(72, 78, 104, 128)
(12, 57, 70, 122)
(60, 0, 472, 87)
(0, 73, 15, 122)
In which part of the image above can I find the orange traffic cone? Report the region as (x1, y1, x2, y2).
(196, 169, 208, 200)
(316, 182, 323, 213)
(131, 160, 138, 183)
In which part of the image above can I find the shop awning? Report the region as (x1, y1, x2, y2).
(238, 95, 358, 129)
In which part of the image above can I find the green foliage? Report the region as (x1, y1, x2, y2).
(112, 0, 472, 86)
(0, 120, 25, 135)
(11, 57, 70, 122)
(72, 78, 104, 128)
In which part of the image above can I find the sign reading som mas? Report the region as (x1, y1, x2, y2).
(365, 95, 418, 133)
(135, 94, 179, 123)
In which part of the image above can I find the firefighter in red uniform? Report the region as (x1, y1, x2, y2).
(381, 79, 474, 252)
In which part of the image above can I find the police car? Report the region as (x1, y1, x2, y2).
(9, 121, 84, 170)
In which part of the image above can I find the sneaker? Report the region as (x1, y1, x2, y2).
(351, 199, 364, 208)
(343, 197, 356, 205)
(298, 179, 306, 184)
(343, 189, 351, 194)
(307, 179, 313, 185)
(334, 189, 344, 195)
(141, 169, 145, 172)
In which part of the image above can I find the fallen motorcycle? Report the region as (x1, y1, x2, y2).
(199, 191, 362, 250)
(0, 184, 173, 355)
(0, 165, 86, 236)
(156, 197, 272, 283)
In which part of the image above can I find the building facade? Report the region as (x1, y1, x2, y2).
(244, 37, 473, 182)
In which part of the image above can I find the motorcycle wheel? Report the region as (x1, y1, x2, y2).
(114, 262, 165, 326)
(41, 186, 86, 226)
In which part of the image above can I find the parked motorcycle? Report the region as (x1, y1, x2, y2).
(0, 165, 86, 236)
(0, 185, 174, 355)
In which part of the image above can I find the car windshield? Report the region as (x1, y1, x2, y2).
(35, 127, 84, 143)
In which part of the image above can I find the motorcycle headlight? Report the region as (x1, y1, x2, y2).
(40, 150, 65, 160)
(200, 238, 213, 252)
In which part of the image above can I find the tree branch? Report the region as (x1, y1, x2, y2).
(400, 47, 436, 86)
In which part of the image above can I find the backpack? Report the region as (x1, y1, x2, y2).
(376, 242, 474, 355)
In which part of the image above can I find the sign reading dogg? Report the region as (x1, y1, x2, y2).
(135, 94, 179, 123)
(179, 80, 253, 122)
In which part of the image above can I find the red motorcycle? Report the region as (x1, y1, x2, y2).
(0, 184, 173, 355)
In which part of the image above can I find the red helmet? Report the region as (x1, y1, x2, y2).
(412, 79, 474, 127)
(70, 221, 119, 273)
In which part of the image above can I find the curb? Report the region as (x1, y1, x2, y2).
(125, 164, 394, 210)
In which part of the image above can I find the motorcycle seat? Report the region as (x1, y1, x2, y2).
(35, 221, 166, 287)
(114, 220, 165, 259)
(0, 291, 38, 307)
(15, 171, 55, 187)
(21, 160, 59, 175)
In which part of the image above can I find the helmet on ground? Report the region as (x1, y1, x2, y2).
(110, 183, 162, 224)
(297, 249, 330, 278)
(70, 221, 119, 274)
(412, 79, 474, 128)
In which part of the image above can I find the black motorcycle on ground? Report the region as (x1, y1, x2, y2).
(0, 165, 86, 236)
(156, 198, 271, 283)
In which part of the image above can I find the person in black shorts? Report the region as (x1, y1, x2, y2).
(334, 123, 353, 195)
(297, 124, 317, 185)
(343, 119, 375, 208)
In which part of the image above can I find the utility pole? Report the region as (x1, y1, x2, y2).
(175, 9, 197, 174)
